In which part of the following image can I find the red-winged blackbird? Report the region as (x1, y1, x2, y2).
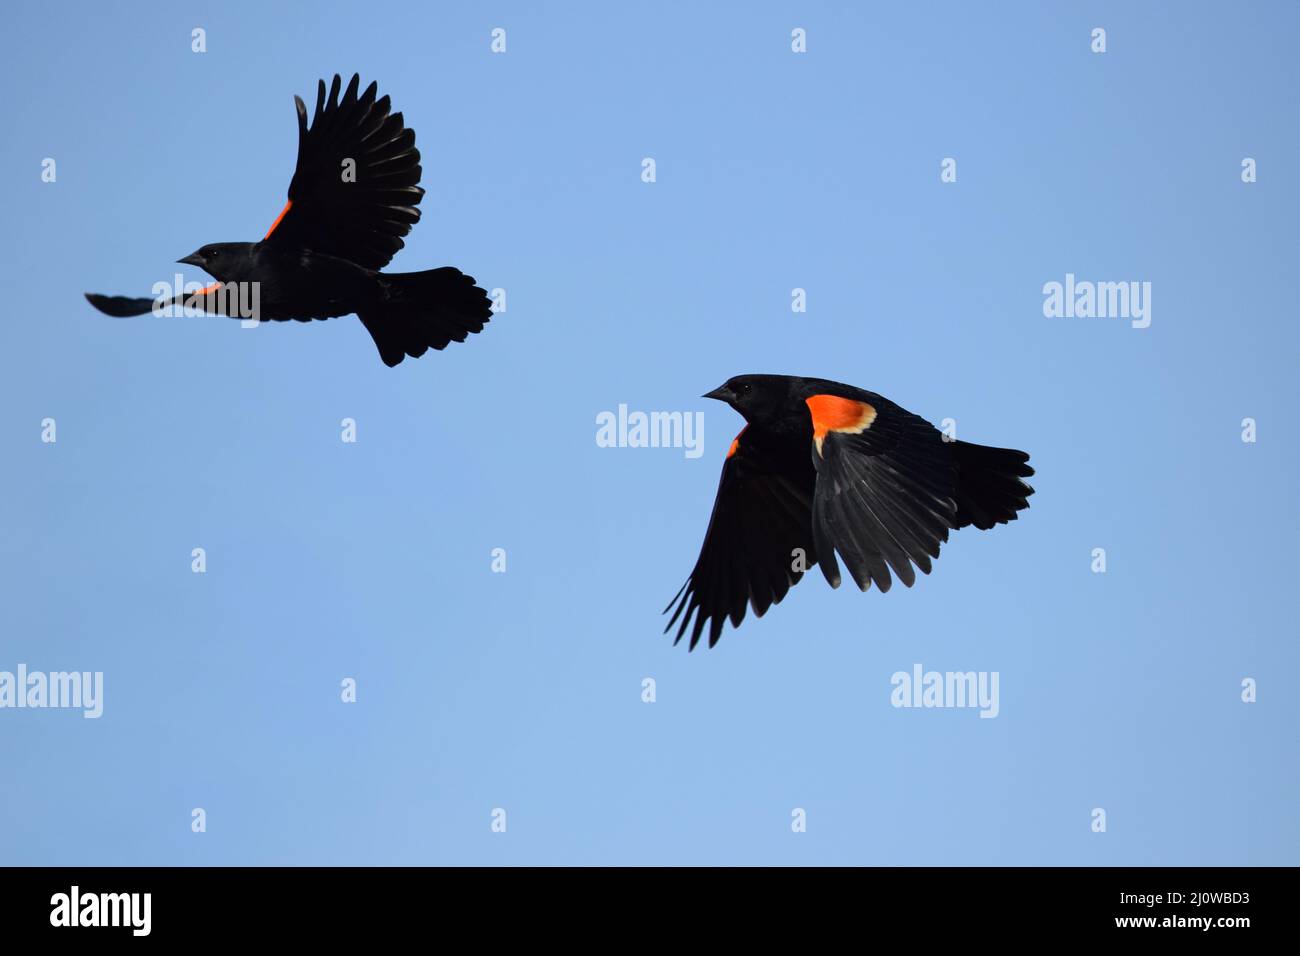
(666, 375, 1035, 649)
(85, 73, 492, 367)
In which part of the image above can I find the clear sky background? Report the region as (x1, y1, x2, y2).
(1, 1, 1296, 865)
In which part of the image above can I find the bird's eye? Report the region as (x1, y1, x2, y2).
(737, 383, 751, 395)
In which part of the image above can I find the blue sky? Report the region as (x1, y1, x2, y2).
(1, 0, 1296, 865)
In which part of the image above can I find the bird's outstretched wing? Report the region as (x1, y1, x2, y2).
(263, 73, 424, 270)
(804, 387, 960, 594)
(665, 428, 818, 649)
(84, 285, 224, 318)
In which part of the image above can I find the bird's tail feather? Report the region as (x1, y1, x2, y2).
(951, 440, 1035, 530)
(359, 267, 492, 367)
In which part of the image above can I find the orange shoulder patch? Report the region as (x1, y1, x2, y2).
(184, 282, 223, 313)
(726, 425, 748, 459)
(805, 394, 877, 456)
(264, 199, 293, 240)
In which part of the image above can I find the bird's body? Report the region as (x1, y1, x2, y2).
(181, 241, 376, 320)
(667, 374, 1036, 649)
(86, 74, 493, 366)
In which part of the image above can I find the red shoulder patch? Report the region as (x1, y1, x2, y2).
(726, 425, 748, 459)
(264, 199, 293, 240)
(805, 395, 876, 456)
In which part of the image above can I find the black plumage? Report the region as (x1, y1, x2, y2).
(85, 73, 492, 367)
(667, 374, 1035, 649)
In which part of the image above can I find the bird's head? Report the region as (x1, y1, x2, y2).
(177, 243, 244, 281)
(703, 374, 794, 428)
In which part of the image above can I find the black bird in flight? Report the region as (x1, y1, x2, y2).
(85, 73, 492, 367)
(666, 375, 1035, 649)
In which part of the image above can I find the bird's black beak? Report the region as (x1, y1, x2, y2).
(176, 253, 204, 267)
(702, 385, 732, 402)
